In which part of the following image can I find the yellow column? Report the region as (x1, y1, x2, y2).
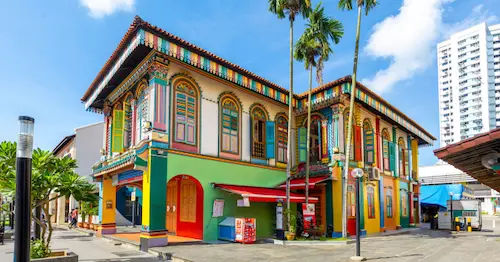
(98, 177, 116, 236)
(332, 166, 343, 234)
(411, 139, 418, 180)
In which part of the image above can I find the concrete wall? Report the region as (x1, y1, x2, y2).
(74, 122, 105, 180)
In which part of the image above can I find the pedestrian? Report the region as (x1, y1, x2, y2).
(69, 208, 78, 228)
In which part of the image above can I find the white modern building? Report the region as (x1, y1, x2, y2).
(50, 122, 104, 224)
(437, 22, 500, 148)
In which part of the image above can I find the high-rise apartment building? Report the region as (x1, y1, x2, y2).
(437, 22, 500, 147)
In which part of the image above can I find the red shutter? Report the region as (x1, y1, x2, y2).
(354, 125, 362, 161)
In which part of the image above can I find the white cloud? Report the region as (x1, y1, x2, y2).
(362, 1, 500, 94)
(361, 0, 450, 94)
(443, 4, 499, 39)
(80, 0, 135, 18)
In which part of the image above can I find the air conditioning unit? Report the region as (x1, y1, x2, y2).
(368, 167, 381, 181)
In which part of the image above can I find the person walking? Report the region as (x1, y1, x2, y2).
(69, 209, 78, 228)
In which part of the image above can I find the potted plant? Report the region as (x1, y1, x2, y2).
(283, 208, 297, 240)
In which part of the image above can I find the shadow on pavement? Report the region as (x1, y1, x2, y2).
(79, 257, 160, 262)
(367, 253, 423, 261)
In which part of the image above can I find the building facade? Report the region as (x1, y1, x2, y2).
(81, 17, 435, 250)
(437, 22, 500, 148)
(52, 122, 104, 225)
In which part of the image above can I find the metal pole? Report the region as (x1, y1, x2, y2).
(14, 116, 34, 262)
(34, 206, 41, 239)
(355, 177, 361, 257)
(132, 188, 136, 228)
(450, 195, 453, 231)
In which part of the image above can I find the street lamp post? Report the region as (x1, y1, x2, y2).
(449, 192, 454, 231)
(14, 116, 34, 262)
(350, 168, 365, 261)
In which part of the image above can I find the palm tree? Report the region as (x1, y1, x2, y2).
(295, 4, 343, 204)
(268, 0, 311, 230)
(338, 0, 378, 238)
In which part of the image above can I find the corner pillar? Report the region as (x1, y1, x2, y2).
(140, 148, 168, 251)
(97, 177, 116, 236)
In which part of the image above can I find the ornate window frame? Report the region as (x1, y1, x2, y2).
(249, 104, 268, 159)
(170, 76, 200, 153)
(219, 93, 241, 158)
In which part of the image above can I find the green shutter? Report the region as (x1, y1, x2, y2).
(112, 110, 124, 152)
(266, 121, 275, 159)
(389, 142, 396, 174)
(298, 127, 307, 163)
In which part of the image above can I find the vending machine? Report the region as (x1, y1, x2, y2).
(235, 218, 256, 244)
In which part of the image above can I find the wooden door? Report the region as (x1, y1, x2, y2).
(179, 179, 197, 223)
(166, 180, 178, 233)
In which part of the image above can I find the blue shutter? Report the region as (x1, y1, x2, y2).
(298, 127, 307, 162)
(266, 121, 275, 159)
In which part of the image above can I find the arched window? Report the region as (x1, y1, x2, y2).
(275, 115, 288, 163)
(347, 184, 355, 218)
(250, 106, 267, 159)
(123, 93, 133, 149)
(367, 185, 376, 219)
(306, 116, 323, 163)
(386, 187, 393, 218)
(343, 110, 356, 161)
(363, 120, 375, 165)
(401, 189, 408, 217)
(220, 96, 239, 154)
(135, 83, 148, 143)
(382, 129, 391, 171)
(398, 137, 406, 177)
(173, 79, 198, 146)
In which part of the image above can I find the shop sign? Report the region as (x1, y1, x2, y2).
(302, 203, 316, 230)
(212, 199, 224, 217)
(276, 201, 283, 230)
(237, 197, 250, 207)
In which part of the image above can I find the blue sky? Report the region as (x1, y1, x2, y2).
(0, 0, 498, 165)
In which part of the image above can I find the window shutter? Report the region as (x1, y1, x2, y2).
(298, 127, 307, 163)
(364, 128, 375, 164)
(354, 126, 362, 161)
(112, 110, 124, 152)
(266, 121, 275, 159)
(389, 142, 396, 173)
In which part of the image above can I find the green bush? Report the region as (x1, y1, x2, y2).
(30, 239, 51, 259)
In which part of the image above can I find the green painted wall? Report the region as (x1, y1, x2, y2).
(166, 153, 286, 241)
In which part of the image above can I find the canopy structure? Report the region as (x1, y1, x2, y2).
(420, 184, 464, 209)
(277, 176, 331, 189)
(213, 184, 319, 203)
(434, 128, 500, 191)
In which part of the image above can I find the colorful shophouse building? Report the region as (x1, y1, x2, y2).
(81, 17, 435, 250)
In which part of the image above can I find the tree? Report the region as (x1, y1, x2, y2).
(268, 0, 311, 230)
(338, 0, 378, 238)
(0, 141, 98, 250)
(295, 3, 343, 204)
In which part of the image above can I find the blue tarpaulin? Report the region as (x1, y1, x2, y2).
(420, 184, 464, 209)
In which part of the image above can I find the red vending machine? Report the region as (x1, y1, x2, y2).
(235, 218, 256, 244)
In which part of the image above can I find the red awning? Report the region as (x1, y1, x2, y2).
(213, 184, 318, 203)
(278, 176, 331, 189)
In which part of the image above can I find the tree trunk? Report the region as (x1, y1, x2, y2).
(342, 5, 362, 238)
(285, 16, 295, 231)
(42, 203, 53, 249)
(305, 66, 313, 205)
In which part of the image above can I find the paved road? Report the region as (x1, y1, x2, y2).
(1, 216, 499, 261)
(0, 228, 161, 262)
(155, 215, 500, 262)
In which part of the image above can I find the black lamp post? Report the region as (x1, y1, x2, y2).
(350, 168, 365, 261)
(449, 192, 454, 231)
(14, 116, 34, 262)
